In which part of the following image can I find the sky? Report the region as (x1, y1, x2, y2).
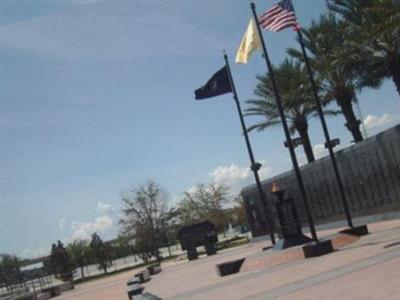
(1, 0, 399, 258)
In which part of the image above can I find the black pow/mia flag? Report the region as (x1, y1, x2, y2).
(194, 66, 232, 100)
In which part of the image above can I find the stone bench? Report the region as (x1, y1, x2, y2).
(127, 284, 145, 300)
(146, 264, 161, 275)
(131, 292, 162, 300)
(134, 269, 151, 283)
(215, 258, 245, 277)
(42, 286, 61, 297)
(126, 277, 141, 286)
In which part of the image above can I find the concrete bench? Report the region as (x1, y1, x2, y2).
(134, 269, 151, 283)
(127, 284, 145, 300)
(215, 258, 245, 277)
(42, 286, 61, 297)
(127, 277, 141, 286)
(131, 292, 162, 300)
(146, 264, 162, 275)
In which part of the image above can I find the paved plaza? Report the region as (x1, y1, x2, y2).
(57, 219, 400, 300)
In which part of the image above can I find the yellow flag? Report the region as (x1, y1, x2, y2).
(235, 18, 262, 64)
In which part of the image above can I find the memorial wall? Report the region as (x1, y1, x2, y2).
(241, 124, 400, 237)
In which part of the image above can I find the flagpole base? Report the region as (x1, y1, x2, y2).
(302, 240, 333, 258)
(339, 225, 369, 236)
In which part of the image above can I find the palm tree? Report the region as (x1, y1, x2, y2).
(288, 14, 382, 143)
(245, 59, 338, 163)
(328, 0, 400, 96)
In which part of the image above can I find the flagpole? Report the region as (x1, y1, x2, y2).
(223, 52, 276, 245)
(296, 30, 354, 228)
(250, 2, 318, 242)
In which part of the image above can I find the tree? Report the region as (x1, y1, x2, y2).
(178, 182, 230, 232)
(67, 240, 90, 279)
(245, 59, 337, 162)
(230, 196, 248, 230)
(0, 254, 21, 287)
(120, 180, 169, 262)
(49, 240, 74, 281)
(89, 233, 112, 274)
(114, 235, 139, 262)
(288, 14, 381, 142)
(131, 229, 156, 263)
(113, 236, 132, 260)
(159, 208, 180, 257)
(328, 0, 400, 96)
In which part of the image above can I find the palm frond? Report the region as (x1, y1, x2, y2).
(246, 120, 281, 133)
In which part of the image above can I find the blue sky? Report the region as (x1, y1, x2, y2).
(1, 0, 399, 258)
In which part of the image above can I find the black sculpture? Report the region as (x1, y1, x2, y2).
(177, 221, 218, 260)
(272, 182, 312, 250)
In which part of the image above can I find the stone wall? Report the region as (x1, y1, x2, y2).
(241, 124, 400, 237)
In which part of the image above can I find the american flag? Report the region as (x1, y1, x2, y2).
(259, 0, 300, 32)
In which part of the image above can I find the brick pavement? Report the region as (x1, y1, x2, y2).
(57, 219, 400, 300)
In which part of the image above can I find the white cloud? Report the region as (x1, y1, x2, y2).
(298, 142, 344, 163)
(58, 218, 66, 230)
(363, 113, 396, 130)
(186, 186, 198, 195)
(210, 163, 249, 184)
(170, 194, 181, 206)
(209, 162, 272, 196)
(21, 245, 50, 259)
(70, 215, 113, 241)
(97, 201, 113, 213)
(313, 144, 328, 159)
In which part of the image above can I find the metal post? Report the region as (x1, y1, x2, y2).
(223, 53, 276, 245)
(297, 31, 353, 228)
(250, 2, 318, 242)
